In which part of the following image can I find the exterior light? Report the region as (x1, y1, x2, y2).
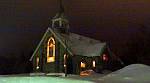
(36, 57, 39, 69)
(36, 66, 39, 69)
(64, 54, 67, 67)
(64, 54, 67, 77)
(64, 64, 66, 67)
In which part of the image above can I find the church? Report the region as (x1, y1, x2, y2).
(29, 0, 113, 75)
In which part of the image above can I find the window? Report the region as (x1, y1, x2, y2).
(93, 60, 96, 67)
(47, 37, 55, 63)
(64, 54, 67, 67)
(36, 57, 39, 69)
(80, 62, 86, 68)
(54, 21, 60, 28)
(102, 54, 108, 62)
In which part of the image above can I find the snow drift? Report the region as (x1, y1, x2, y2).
(98, 64, 150, 83)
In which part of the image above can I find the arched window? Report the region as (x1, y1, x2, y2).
(47, 37, 55, 63)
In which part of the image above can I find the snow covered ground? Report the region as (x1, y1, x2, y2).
(97, 64, 150, 83)
(0, 76, 94, 83)
(0, 64, 150, 83)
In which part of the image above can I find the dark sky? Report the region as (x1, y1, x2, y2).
(0, 0, 150, 57)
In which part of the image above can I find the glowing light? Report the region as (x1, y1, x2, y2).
(93, 60, 96, 67)
(47, 56, 55, 62)
(64, 54, 67, 67)
(64, 64, 66, 67)
(103, 54, 108, 61)
(80, 70, 93, 76)
(80, 72, 89, 76)
(36, 57, 39, 69)
(80, 62, 86, 68)
(36, 66, 39, 69)
(47, 37, 55, 63)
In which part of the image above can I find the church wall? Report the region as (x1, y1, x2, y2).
(42, 33, 56, 73)
(71, 55, 106, 74)
(32, 30, 112, 74)
(94, 56, 104, 73)
(32, 30, 72, 73)
(72, 55, 81, 74)
(41, 33, 68, 73)
(32, 53, 37, 72)
(57, 42, 66, 73)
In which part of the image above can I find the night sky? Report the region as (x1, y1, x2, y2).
(0, 0, 150, 73)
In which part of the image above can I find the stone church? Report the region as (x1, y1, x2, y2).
(29, 0, 113, 75)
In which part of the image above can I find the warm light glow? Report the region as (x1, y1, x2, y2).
(80, 70, 93, 76)
(64, 54, 67, 67)
(80, 62, 86, 68)
(47, 37, 55, 63)
(80, 72, 89, 76)
(47, 56, 55, 62)
(36, 57, 39, 69)
(93, 60, 96, 67)
(64, 64, 66, 67)
(36, 66, 39, 69)
(103, 54, 108, 61)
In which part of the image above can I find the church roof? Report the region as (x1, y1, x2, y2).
(30, 28, 106, 61)
(65, 33, 106, 57)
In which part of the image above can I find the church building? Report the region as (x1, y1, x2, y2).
(29, 0, 113, 75)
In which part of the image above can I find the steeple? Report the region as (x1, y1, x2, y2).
(59, 0, 64, 14)
(51, 0, 69, 34)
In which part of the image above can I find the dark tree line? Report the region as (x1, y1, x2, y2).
(0, 50, 33, 75)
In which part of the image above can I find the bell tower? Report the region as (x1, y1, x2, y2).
(51, 0, 69, 34)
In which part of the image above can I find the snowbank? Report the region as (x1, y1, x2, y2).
(98, 64, 150, 83)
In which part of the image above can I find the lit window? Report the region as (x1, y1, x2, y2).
(64, 54, 67, 67)
(93, 60, 96, 67)
(80, 62, 86, 68)
(36, 57, 39, 69)
(103, 54, 108, 61)
(47, 56, 55, 62)
(47, 37, 55, 63)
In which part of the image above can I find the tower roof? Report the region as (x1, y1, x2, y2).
(53, 0, 65, 19)
(59, 0, 64, 14)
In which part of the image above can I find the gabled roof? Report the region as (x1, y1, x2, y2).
(29, 28, 73, 61)
(67, 33, 106, 57)
(30, 28, 106, 61)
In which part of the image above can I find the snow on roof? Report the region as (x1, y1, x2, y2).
(98, 64, 150, 83)
(67, 33, 106, 57)
(30, 28, 106, 60)
(53, 29, 106, 57)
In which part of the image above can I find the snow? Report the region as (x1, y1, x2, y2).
(30, 28, 106, 60)
(97, 64, 150, 83)
(68, 33, 106, 57)
(63, 70, 112, 82)
(3, 64, 150, 83)
(50, 28, 106, 57)
(0, 76, 94, 83)
(27, 64, 150, 83)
